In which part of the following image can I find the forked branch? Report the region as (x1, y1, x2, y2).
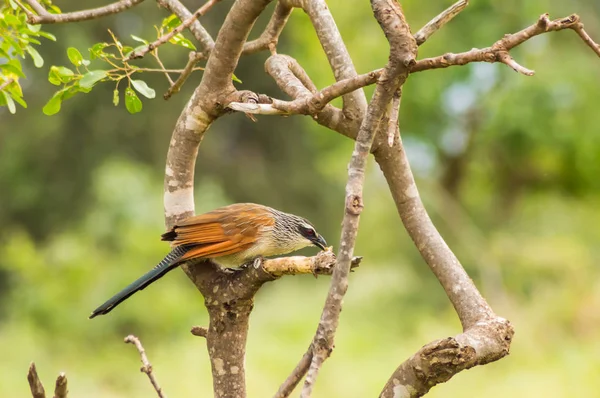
(124, 335, 165, 398)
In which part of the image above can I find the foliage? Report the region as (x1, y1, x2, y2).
(0, 0, 57, 113)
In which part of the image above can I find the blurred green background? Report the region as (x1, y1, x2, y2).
(2, 0, 600, 396)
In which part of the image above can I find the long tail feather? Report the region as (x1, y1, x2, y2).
(89, 245, 191, 319)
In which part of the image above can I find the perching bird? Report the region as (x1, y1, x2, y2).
(89, 203, 327, 318)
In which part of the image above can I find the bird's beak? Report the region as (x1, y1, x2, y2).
(312, 234, 328, 250)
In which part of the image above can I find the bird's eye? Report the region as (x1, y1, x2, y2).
(304, 227, 316, 237)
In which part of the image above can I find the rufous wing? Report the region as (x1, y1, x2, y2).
(160, 203, 275, 260)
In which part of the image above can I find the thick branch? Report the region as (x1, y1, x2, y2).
(22, 0, 145, 24)
(124, 335, 165, 398)
(163, 2, 277, 397)
(157, 0, 215, 51)
(281, 0, 367, 121)
(243, 2, 293, 55)
(299, 2, 417, 396)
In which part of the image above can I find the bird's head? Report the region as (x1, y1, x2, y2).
(271, 210, 328, 253)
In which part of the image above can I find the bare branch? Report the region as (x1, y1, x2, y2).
(281, 0, 367, 121)
(53, 373, 68, 398)
(164, 51, 205, 100)
(191, 326, 208, 337)
(274, 350, 312, 398)
(412, 13, 600, 74)
(262, 251, 362, 277)
(22, 0, 146, 24)
(243, 2, 293, 55)
(157, 0, 215, 51)
(414, 0, 469, 46)
(125, 0, 221, 61)
(378, 319, 513, 397)
(124, 335, 166, 398)
(572, 22, 600, 57)
(27, 363, 46, 398)
(299, 2, 417, 396)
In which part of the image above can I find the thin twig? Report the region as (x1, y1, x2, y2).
(125, 0, 221, 61)
(414, 0, 469, 45)
(572, 23, 600, 57)
(152, 53, 175, 85)
(0, 78, 15, 92)
(124, 335, 166, 398)
(157, 0, 214, 51)
(238, 12, 600, 119)
(21, 0, 146, 24)
(274, 350, 313, 398)
(413, 13, 600, 74)
(164, 51, 205, 100)
(53, 373, 68, 398)
(27, 363, 46, 398)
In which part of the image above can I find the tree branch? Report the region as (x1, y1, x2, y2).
(413, 0, 469, 46)
(163, 51, 205, 100)
(243, 2, 293, 55)
(412, 13, 600, 74)
(21, 0, 146, 24)
(157, 0, 215, 51)
(298, 2, 417, 397)
(124, 335, 165, 398)
(281, 0, 367, 122)
(125, 0, 221, 62)
(27, 363, 46, 398)
(53, 373, 68, 398)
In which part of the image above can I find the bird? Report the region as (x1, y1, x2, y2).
(89, 203, 327, 318)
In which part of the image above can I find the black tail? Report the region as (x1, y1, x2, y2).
(89, 245, 191, 319)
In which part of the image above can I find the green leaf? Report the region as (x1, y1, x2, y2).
(48, 66, 75, 85)
(6, 88, 27, 109)
(232, 73, 242, 84)
(27, 24, 41, 32)
(67, 47, 84, 66)
(130, 79, 155, 99)
(161, 14, 181, 30)
(1, 91, 16, 114)
(25, 46, 44, 68)
(0, 62, 25, 78)
(130, 35, 148, 45)
(124, 87, 142, 114)
(4, 14, 21, 26)
(37, 31, 57, 41)
(113, 88, 119, 106)
(79, 70, 108, 88)
(43, 91, 63, 115)
(89, 42, 109, 59)
(169, 33, 197, 50)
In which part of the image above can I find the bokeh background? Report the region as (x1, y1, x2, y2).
(2, 0, 600, 396)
